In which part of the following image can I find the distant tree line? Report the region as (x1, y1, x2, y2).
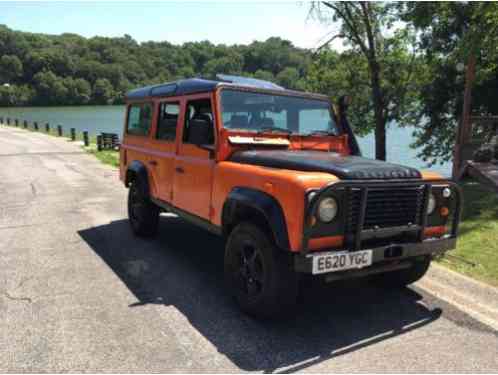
(0, 25, 310, 106)
(3, 0, 498, 168)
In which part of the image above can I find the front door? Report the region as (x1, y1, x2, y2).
(172, 97, 215, 220)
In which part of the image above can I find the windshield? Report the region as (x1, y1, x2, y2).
(220, 89, 340, 136)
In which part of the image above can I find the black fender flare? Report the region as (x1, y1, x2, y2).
(222, 187, 290, 250)
(125, 160, 150, 197)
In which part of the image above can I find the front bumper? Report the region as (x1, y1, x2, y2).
(295, 179, 462, 279)
(294, 236, 456, 276)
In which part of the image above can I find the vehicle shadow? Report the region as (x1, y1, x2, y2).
(78, 215, 442, 373)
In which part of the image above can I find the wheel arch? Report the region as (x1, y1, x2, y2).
(222, 187, 290, 251)
(125, 160, 150, 196)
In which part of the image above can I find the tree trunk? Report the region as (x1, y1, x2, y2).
(370, 60, 386, 160)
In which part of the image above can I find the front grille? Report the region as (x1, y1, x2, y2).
(347, 185, 425, 232)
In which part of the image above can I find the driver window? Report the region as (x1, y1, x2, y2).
(183, 99, 214, 145)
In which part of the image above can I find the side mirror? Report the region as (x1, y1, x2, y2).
(338, 95, 352, 113)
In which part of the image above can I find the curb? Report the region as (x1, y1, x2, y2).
(418, 263, 498, 331)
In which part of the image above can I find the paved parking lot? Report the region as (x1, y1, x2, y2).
(0, 126, 497, 372)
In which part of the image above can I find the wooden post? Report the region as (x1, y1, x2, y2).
(15, 119, 18, 127)
(453, 55, 477, 180)
(45, 123, 50, 133)
(97, 135, 103, 151)
(70, 128, 76, 141)
(83, 131, 89, 147)
(23, 120, 27, 129)
(57, 125, 62, 136)
(34, 122, 38, 131)
(6, 118, 10, 125)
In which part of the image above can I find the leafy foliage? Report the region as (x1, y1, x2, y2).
(0, 26, 309, 106)
(309, 2, 423, 160)
(401, 2, 498, 166)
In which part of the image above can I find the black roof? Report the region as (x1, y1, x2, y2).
(125, 78, 219, 100)
(125, 75, 328, 101)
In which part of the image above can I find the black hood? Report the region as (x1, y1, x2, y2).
(229, 150, 421, 180)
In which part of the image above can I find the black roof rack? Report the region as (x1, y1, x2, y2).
(125, 75, 327, 101)
(125, 78, 219, 100)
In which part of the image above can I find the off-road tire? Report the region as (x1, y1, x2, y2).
(128, 179, 159, 237)
(224, 222, 298, 319)
(376, 256, 431, 287)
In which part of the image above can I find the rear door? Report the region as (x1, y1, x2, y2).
(172, 96, 216, 220)
(148, 100, 181, 202)
(122, 101, 154, 185)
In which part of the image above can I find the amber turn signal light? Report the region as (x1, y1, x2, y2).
(440, 206, 449, 217)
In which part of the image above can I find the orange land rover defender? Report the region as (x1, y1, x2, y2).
(120, 75, 461, 317)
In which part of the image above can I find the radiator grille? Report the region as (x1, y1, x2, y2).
(348, 185, 425, 232)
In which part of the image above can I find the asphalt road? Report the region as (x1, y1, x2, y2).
(0, 126, 497, 372)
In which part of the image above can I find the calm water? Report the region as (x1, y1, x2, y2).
(0, 105, 451, 176)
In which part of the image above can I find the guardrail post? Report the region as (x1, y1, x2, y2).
(83, 131, 89, 147)
(97, 135, 103, 151)
(34, 122, 38, 131)
(6, 118, 10, 125)
(15, 119, 18, 127)
(23, 120, 27, 129)
(45, 123, 50, 133)
(70, 128, 76, 141)
(57, 125, 62, 137)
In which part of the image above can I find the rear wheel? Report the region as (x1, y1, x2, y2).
(128, 179, 159, 237)
(224, 222, 298, 318)
(376, 256, 431, 287)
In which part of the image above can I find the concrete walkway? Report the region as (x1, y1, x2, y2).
(0, 125, 497, 372)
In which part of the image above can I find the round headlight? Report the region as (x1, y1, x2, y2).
(442, 187, 451, 198)
(427, 193, 436, 215)
(317, 197, 338, 222)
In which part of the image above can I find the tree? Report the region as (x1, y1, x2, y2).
(33, 70, 68, 105)
(401, 2, 498, 166)
(92, 78, 114, 104)
(0, 55, 23, 83)
(276, 67, 305, 90)
(0, 24, 312, 107)
(310, 2, 421, 160)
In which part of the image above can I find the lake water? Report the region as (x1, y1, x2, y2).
(0, 105, 451, 177)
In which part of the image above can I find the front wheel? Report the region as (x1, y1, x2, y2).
(224, 222, 298, 318)
(128, 179, 159, 237)
(375, 256, 431, 287)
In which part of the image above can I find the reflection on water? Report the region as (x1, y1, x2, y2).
(0, 105, 451, 176)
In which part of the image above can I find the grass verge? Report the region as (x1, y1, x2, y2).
(83, 144, 120, 168)
(437, 179, 498, 286)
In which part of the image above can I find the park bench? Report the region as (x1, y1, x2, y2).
(97, 132, 120, 151)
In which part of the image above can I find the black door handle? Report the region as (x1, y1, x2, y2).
(148, 160, 158, 166)
(175, 166, 185, 174)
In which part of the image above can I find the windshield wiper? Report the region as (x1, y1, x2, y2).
(304, 130, 337, 136)
(257, 126, 293, 135)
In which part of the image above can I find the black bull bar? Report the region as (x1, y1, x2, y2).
(301, 179, 463, 255)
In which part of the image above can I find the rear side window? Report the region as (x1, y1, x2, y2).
(156, 102, 180, 141)
(127, 103, 152, 136)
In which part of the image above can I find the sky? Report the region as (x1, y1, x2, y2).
(0, 1, 342, 49)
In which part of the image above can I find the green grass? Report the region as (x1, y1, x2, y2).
(437, 179, 498, 286)
(83, 144, 120, 167)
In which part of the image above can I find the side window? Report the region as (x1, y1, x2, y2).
(183, 99, 214, 145)
(127, 103, 152, 136)
(156, 102, 180, 141)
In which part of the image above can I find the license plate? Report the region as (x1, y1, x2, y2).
(311, 250, 373, 275)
